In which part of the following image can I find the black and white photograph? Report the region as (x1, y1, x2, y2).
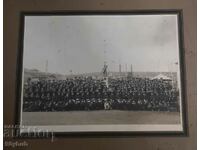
(18, 12, 186, 133)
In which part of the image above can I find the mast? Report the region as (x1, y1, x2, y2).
(119, 64, 121, 73)
(45, 60, 48, 73)
(131, 64, 133, 74)
(102, 40, 109, 87)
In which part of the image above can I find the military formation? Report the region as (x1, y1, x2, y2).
(23, 77, 179, 112)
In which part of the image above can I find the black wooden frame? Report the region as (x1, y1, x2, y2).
(15, 10, 188, 138)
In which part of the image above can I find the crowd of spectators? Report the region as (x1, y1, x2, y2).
(23, 77, 179, 112)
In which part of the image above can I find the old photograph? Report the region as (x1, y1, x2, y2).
(19, 13, 184, 133)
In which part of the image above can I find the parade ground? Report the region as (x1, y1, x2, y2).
(22, 110, 180, 126)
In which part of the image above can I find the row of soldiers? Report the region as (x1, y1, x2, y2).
(23, 77, 179, 112)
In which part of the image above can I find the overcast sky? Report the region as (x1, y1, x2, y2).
(23, 15, 180, 74)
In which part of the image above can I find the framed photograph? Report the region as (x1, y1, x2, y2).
(15, 10, 187, 136)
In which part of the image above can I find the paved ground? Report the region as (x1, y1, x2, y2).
(22, 110, 180, 126)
